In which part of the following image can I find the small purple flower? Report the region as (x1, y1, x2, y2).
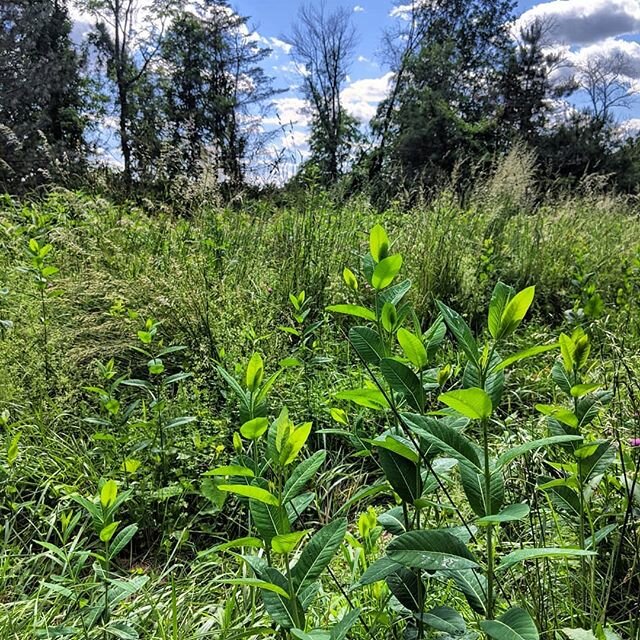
(629, 438, 640, 447)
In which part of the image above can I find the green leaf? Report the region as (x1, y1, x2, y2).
(204, 465, 255, 477)
(381, 358, 424, 411)
(109, 524, 138, 558)
(459, 462, 504, 517)
(283, 450, 327, 503)
(240, 417, 269, 440)
(386, 567, 421, 612)
(292, 518, 347, 592)
(439, 388, 492, 420)
(378, 448, 422, 504)
(436, 301, 479, 366)
(397, 328, 428, 369)
(352, 557, 403, 587)
(498, 286, 535, 339)
(218, 484, 279, 506)
(372, 254, 403, 290)
(377, 506, 407, 535)
(261, 567, 303, 628)
(100, 521, 119, 543)
(387, 529, 479, 571)
(480, 606, 539, 640)
(251, 500, 290, 543)
(535, 404, 578, 428)
(100, 480, 118, 509)
(369, 224, 390, 262)
(497, 547, 595, 572)
(476, 503, 530, 525)
(343, 267, 358, 290)
(493, 343, 558, 372)
(369, 434, 418, 463)
(380, 302, 397, 332)
(496, 435, 584, 470)
(570, 383, 601, 397)
(281, 422, 313, 466)
(326, 304, 376, 322)
(350, 326, 385, 365)
(403, 413, 482, 471)
(448, 568, 487, 615)
(245, 352, 264, 392)
(418, 606, 466, 634)
(334, 388, 389, 410)
(488, 282, 515, 339)
(272, 531, 309, 554)
(559, 333, 575, 373)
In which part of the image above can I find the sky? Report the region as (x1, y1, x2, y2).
(70, 0, 640, 179)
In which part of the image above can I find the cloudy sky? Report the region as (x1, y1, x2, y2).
(71, 0, 640, 178)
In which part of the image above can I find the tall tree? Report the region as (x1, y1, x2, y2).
(78, 0, 171, 186)
(285, 1, 358, 184)
(159, 2, 278, 186)
(370, 0, 515, 195)
(0, 0, 86, 191)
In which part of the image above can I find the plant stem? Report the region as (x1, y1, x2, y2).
(482, 416, 495, 620)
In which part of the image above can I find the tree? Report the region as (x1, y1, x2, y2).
(159, 2, 279, 187)
(369, 0, 515, 197)
(79, 0, 172, 186)
(285, 1, 358, 184)
(0, 0, 86, 191)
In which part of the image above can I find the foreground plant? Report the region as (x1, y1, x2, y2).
(329, 225, 592, 638)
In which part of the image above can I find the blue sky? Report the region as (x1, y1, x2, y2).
(70, 1, 640, 177)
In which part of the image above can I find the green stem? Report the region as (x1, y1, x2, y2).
(482, 416, 495, 620)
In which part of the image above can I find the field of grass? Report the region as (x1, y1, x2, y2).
(1, 176, 640, 639)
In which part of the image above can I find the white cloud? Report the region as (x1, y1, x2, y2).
(617, 117, 640, 137)
(342, 72, 394, 122)
(516, 0, 640, 46)
(353, 5, 365, 12)
(357, 55, 369, 63)
(389, 0, 427, 19)
(264, 97, 309, 127)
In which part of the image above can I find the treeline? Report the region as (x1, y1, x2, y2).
(2, 0, 640, 203)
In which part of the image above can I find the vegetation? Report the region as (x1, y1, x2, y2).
(1, 161, 640, 638)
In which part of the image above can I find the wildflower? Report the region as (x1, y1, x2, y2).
(629, 438, 640, 447)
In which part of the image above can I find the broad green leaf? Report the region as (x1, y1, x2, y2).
(326, 304, 376, 322)
(476, 503, 530, 525)
(272, 531, 309, 554)
(381, 358, 424, 411)
(282, 422, 313, 465)
(350, 326, 385, 365)
(387, 529, 479, 571)
(334, 388, 389, 410)
(100, 521, 120, 543)
(496, 435, 583, 469)
(488, 282, 515, 339)
(380, 301, 397, 332)
(240, 417, 269, 440)
(261, 567, 302, 628)
(436, 301, 479, 366)
(330, 408, 348, 425)
(343, 267, 358, 290)
(535, 404, 578, 428)
(203, 465, 255, 477)
(418, 606, 466, 634)
(218, 484, 279, 506)
(283, 450, 327, 503)
(372, 254, 403, 290)
(497, 547, 595, 572)
(251, 500, 290, 543)
(498, 286, 535, 339)
(369, 224, 390, 262)
(459, 462, 504, 517)
(439, 388, 492, 420)
(571, 383, 601, 397)
(493, 343, 558, 372)
(386, 567, 421, 612)
(480, 606, 539, 640)
(205, 536, 263, 553)
(403, 413, 482, 471)
(100, 480, 118, 509)
(377, 506, 407, 535)
(292, 518, 347, 592)
(369, 434, 418, 463)
(245, 353, 264, 392)
(448, 568, 487, 615)
(397, 328, 428, 369)
(109, 524, 138, 558)
(352, 557, 403, 587)
(378, 448, 422, 504)
(559, 333, 575, 373)
(463, 355, 504, 409)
